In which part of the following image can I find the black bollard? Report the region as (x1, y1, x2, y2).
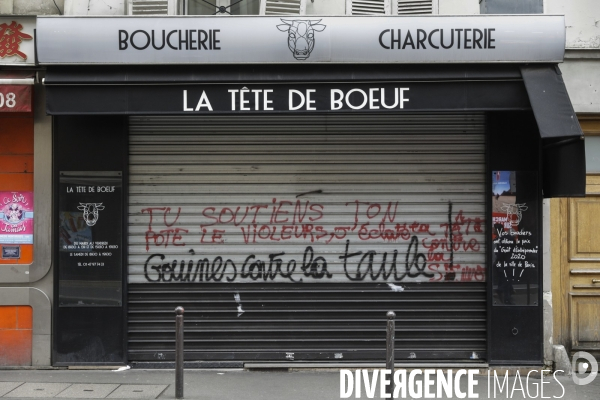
(386, 311, 396, 398)
(175, 306, 185, 399)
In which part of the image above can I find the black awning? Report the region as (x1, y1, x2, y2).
(45, 64, 524, 84)
(519, 64, 585, 197)
(520, 64, 584, 139)
(543, 137, 586, 198)
(44, 63, 586, 197)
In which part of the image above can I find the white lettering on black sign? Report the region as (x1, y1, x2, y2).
(182, 87, 410, 112)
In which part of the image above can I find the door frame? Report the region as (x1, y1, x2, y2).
(552, 116, 600, 353)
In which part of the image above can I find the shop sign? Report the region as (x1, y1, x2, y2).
(2, 245, 20, 259)
(491, 171, 539, 306)
(47, 81, 530, 115)
(0, 18, 35, 65)
(37, 15, 565, 64)
(0, 192, 34, 245)
(58, 172, 122, 306)
(0, 85, 32, 112)
(181, 86, 412, 112)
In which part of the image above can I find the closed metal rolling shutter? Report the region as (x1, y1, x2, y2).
(128, 113, 487, 364)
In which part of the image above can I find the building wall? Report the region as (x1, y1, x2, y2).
(306, 0, 345, 15)
(438, 0, 479, 15)
(64, 0, 124, 16)
(0, 305, 32, 365)
(0, 113, 34, 266)
(0, 81, 53, 366)
(546, 0, 600, 49)
(59, 0, 483, 16)
(60, 0, 482, 16)
(12, 0, 63, 15)
(547, 0, 600, 362)
(545, 0, 600, 113)
(562, 57, 600, 114)
(2, 0, 596, 367)
(0, 12, 53, 366)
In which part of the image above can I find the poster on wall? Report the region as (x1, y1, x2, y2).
(492, 171, 539, 306)
(58, 171, 122, 307)
(0, 192, 34, 247)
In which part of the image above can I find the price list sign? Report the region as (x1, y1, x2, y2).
(58, 171, 122, 306)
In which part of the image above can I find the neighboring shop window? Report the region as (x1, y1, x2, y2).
(0, 113, 34, 265)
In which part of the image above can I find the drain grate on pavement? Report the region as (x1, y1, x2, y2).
(107, 385, 168, 399)
(55, 384, 120, 399)
(3, 382, 71, 398)
(0, 383, 23, 398)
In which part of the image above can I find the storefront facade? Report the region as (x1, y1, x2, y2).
(36, 15, 585, 367)
(0, 16, 52, 367)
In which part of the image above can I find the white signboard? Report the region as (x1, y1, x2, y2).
(0, 17, 36, 66)
(37, 15, 565, 64)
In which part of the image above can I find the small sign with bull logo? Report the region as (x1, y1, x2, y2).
(58, 171, 123, 306)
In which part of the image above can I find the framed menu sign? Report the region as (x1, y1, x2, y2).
(58, 171, 122, 307)
(491, 171, 540, 306)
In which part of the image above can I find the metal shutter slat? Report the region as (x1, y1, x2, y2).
(128, 113, 487, 363)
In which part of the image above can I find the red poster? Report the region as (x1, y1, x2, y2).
(0, 85, 31, 112)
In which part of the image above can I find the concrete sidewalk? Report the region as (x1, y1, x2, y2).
(0, 368, 598, 400)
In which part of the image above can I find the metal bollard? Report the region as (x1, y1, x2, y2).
(175, 306, 185, 399)
(386, 311, 396, 398)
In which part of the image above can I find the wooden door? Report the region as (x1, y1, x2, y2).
(553, 176, 600, 356)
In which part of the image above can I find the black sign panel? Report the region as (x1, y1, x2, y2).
(58, 171, 122, 307)
(491, 171, 539, 306)
(46, 80, 530, 115)
(2, 245, 20, 259)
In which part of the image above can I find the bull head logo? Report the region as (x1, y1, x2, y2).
(277, 19, 326, 60)
(500, 203, 528, 226)
(77, 203, 105, 227)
